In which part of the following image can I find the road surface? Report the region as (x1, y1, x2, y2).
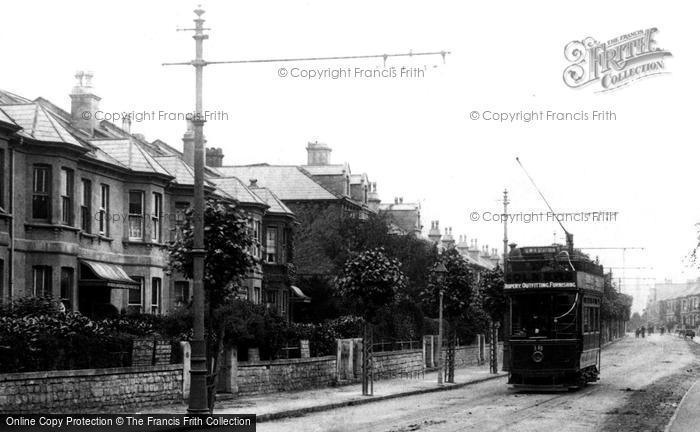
(258, 334, 700, 432)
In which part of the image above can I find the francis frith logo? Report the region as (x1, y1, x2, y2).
(563, 28, 672, 92)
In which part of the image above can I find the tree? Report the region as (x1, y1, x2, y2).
(167, 198, 257, 411)
(419, 248, 486, 344)
(336, 247, 407, 323)
(629, 312, 644, 329)
(336, 247, 407, 395)
(481, 267, 506, 322)
(292, 212, 437, 322)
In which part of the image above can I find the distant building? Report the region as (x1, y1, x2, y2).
(646, 279, 700, 331)
(425, 220, 501, 272)
(378, 197, 422, 237)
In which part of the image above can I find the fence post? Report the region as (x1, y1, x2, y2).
(300, 340, 310, 358)
(489, 322, 499, 374)
(336, 339, 342, 382)
(180, 341, 191, 400)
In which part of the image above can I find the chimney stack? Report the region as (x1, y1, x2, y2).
(306, 141, 332, 165)
(70, 71, 100, 137)
(367, 182, 381, 212)
(206, 147, 224, 167)
(121, 117, 131, 134)
(182, 120, 195, 166)
(428, 220, 442, 244)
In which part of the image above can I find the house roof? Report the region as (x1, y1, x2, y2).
(379, 202, 420, 212)
(302, 163, 349, 176)
(153, 155, 197, 185)
(0, 103, 85, 147)
(653, 282, 700, 301)
(251, 187, 294, 216)
(210, 176, 268, 207)
(214, 165, 340, 201)
(90, 139, 170, 176)
(0, 89, 32, 105)
(350, 173, 368, 185)
(0, 107, 18, 127)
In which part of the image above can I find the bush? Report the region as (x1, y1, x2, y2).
(0, 311, 134, 373)
(0, 297, 176, 373)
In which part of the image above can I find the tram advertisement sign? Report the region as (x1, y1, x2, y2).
(504, 282, 576, 289)
(577, 272, 604, 292)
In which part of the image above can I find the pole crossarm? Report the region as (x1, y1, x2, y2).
(163, 50, 451, 66)
(578, 247, 645, 250)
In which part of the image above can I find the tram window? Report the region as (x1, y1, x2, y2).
(510, 294, 552, 338)
(583, 306, 599, 332)
(594, 307, 600, 331)
(553, 294, 577, 337)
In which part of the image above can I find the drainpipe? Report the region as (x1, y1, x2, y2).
(8, 139, 17, 303)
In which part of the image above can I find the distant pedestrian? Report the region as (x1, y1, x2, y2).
(641, 326, 646, 338)
(635, 328, 639, 338)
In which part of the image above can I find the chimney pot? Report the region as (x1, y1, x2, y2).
(249, 178, 258, 187)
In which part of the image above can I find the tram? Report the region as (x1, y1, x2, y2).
(504, 238, 604, 390)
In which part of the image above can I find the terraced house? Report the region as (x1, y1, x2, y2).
(0, 72, 297, 319)
(646, 279, 700, 331)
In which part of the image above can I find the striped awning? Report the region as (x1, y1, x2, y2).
(79, 259, 140, 290)
(290, 285, 311, 303)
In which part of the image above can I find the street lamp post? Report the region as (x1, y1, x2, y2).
(186, 6, 209, 414)
(432, 262, 447, 386)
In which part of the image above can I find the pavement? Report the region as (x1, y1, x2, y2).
(666, 337, 700, 432)
(150, 366, 507, 422)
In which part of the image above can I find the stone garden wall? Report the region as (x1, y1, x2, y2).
(0, 364, 183, 413)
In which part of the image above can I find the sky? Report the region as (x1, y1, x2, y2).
(2, 0, 698, 312)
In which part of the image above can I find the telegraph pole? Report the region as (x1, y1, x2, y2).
(501, 189, 509, 372)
